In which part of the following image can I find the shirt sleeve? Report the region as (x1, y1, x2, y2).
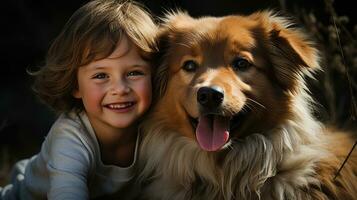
(46, 129, 92, 199)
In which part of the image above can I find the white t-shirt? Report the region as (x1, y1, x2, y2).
(0, 111, 139, 199)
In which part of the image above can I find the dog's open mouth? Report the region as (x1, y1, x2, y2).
(189, 110, 249, 151)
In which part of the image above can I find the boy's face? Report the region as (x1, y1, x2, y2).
(73, 35, 152, 133)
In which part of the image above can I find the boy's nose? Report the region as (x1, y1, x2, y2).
(110, 81, 131, 95)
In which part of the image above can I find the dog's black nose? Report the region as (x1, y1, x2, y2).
(197, 86, 224, 108)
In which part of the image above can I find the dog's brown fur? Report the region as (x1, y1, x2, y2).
(138, 11, 357, 200)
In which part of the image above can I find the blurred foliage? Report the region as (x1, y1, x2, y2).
(287, 0, 357, 129)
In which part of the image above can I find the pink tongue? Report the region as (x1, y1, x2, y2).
(196, 115, 230, 151)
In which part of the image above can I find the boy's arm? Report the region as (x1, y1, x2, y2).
(46, 130, 92, 199)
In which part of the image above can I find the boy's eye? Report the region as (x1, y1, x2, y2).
(92, 73, 108, 79)
(127, 70, 144, 77)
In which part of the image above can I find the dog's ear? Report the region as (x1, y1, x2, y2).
(151, 29, 169, 102)
(258, 11, 320, 90)
(161, 10, 196, 30)
(152, 11, 195, 101)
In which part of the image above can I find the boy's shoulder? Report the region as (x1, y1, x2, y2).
(45, 111, 96, 152)
(50, 112, 86, 135)
(56, 112, 82, 127)
(42, 111, 97, 166)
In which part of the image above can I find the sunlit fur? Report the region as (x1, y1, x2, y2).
(138, 11, 357, 200)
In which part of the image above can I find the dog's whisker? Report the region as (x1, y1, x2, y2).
(247, 98, 266, 110)
(242, 104, 254, 114)
(244, 105, 253, 113)
(248, 101, 262, 113)
(244, 103, 261, 117)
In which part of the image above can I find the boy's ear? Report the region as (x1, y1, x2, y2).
(72, 89, 82, 99)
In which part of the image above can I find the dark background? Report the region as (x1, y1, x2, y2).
(0, 0, 356, 184)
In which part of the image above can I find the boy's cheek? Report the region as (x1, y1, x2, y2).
(139, 79, 152, 106)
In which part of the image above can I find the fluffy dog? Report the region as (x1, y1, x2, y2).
(137, 11, 357, 200)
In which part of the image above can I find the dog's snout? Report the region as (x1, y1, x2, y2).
(197, 86, 224, 108)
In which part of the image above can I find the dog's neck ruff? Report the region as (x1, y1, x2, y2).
(138, 94, 327, 199)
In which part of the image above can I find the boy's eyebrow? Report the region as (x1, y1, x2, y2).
(132, 62, 150, 67)
(87, 64, 107, 70)
(88, 62, 150, 70)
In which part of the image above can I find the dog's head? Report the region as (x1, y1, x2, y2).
(152, 11, 319, 152)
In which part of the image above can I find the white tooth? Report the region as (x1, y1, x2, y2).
(108, 102, 133, 109)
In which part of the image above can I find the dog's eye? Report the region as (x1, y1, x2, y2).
(182, 60, 198, 72)
(232, 58, 252, 72)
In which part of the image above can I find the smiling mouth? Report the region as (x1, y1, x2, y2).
(189, 109, 249, 151)
(105, 102, 136, 110)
